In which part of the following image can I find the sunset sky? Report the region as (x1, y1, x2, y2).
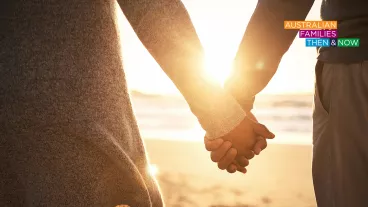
(117, 0, 322, 96)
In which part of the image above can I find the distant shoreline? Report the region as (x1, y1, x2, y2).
(130, 90, 314, 98)
(142, 136, 313, 146)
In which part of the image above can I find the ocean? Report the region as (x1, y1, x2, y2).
(130, 92, 314, 145)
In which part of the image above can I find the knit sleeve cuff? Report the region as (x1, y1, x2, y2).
(200, 92, 246, 140)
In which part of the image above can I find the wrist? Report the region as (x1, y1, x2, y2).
(224, 75, 255, 112)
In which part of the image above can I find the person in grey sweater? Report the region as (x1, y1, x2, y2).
(206, 0, 368, 206)
(0, 0, 275, 206)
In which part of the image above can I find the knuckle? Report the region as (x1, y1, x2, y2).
(240, 158, 249, 167)
(237, 158, 249, 167)
(223, 141, 232, 149)
(228, 148, 237, 157)
(244, 160, 249, 167)
(245, 152, 255, 160)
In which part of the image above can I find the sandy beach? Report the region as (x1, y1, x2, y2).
(144, 139, 316, 207)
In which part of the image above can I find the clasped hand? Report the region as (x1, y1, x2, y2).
(204, 111, 275, 173)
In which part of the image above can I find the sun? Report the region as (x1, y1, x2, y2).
(204, 51, 232, 85)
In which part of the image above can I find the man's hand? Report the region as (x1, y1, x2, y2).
(245, 111, 268, 155)
(205, 111, 274, 173)
(220, 116, 274, 157)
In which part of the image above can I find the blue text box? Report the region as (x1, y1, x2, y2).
(305, 38, 330, 47)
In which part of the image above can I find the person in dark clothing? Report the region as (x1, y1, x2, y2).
(206, 0, 368, 206)
(0, 0, 274, 206)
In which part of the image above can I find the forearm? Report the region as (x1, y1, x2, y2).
(118, 0, 245, 139)
(226, 0, 315, 111)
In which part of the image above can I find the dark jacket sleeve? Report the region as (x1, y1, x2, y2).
(225, 0, 315, 111)
(116, 0, 246, 139)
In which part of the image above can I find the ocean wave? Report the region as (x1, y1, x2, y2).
(271, 100, 312, 108)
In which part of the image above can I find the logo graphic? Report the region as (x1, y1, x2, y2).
(284, 21, 360, 48)
(284, 21, 337, 30)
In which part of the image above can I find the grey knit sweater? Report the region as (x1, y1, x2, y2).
(0, 0, 245, 206)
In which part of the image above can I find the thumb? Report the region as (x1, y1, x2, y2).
(252, 122, 275, 139)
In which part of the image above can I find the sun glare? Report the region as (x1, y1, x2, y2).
(204, 52, 232, 85)
(149, 164, 159, 176)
